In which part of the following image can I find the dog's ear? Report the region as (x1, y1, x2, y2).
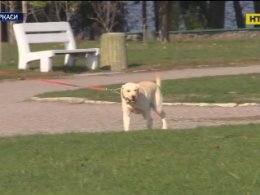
(120, 86, 125, 98)
(136, 86, 140, 96)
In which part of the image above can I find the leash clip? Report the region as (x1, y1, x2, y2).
(107, 88, 121, 94)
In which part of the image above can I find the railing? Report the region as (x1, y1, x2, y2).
(169, 27, 260, 34)
(126, 27, 260, 36)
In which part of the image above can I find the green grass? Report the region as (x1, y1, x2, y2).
(37, 73, 260, 103)
(0, 124, 260, 194)
(0, 41, 100, 80)
(126, 38, 260, 70)
(1, 37, 260, 79)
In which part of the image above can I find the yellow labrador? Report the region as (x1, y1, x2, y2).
(121, 75, 167, 131)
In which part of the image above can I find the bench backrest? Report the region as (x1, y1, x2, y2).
(13, 22, 76, 54)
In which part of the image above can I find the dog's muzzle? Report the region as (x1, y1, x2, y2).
(125, 96, 136, 103)
(131, 95, 136, 102)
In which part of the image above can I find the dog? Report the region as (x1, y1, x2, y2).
(120, 75, 168, 131)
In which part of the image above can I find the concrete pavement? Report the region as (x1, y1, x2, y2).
(1, 65, 260, 137)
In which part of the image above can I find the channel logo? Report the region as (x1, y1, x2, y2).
(246, 13, 260, 25)
(0, 12, 23, 22)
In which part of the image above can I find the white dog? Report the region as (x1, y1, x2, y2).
(121, 75, 168, 131)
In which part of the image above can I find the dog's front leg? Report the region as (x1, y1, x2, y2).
(123, 112, 130, 131)
(122, 105, 131, 131)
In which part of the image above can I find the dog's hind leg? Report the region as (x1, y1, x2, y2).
(154, 86, 168, 129)
(154, 108, 168, 129)
(143, 111, 153, 129)
(160, 110, 168, 129)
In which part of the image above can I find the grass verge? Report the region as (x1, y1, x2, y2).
(0, 124, 259, 195)
(36, 73, 260, 103)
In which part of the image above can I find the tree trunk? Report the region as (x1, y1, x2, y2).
(0, 2, 2, 64)
(154, 1, 160, 34)
(8, 1, 17, 43)
(253, 1, 260, 27)
(159, 1, 171, 42)
(142, 1, 148, 42)
(22, 1, 28, 22)
(254, 1, 260, 12)
(0, 3, 8, 42)
(233, 1, 245, 28)
(100, 33, 127, 70)
(208, 1, 225, 29)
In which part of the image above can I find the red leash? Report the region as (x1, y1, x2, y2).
(38, 79, 80, 88)
(0, 70, 117, 92)
(39, 79, 108, 91)
(0, 70, 16, 76)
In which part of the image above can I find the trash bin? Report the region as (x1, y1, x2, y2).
(100, 32, 127, 71)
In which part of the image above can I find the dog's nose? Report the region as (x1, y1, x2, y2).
(131, 95, 136, 100)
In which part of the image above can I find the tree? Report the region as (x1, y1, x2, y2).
(253, 1, 260, 28)
(153, 1, 160, 33)
(22, 1, 28, 22)
(158, 1, 171, 42)
(142, 1, 148, 41)
(89, 1, 124, 33)
(126, 1, 151, 42)
(233, 1, 245, 28)
(0, 2, 2, 64)
(5, 1, 19, 43)
(254, 1, 260, 12)
(208, 1, 225, 29)
(179, 1, 208, 30)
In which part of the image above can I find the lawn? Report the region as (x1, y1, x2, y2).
(0, 124, 259, 195)
(126, 38, 260, 70)
(36, 73, 260, 103)
(1, 37, 260, 79)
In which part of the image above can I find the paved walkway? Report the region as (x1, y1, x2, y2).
(1, 65, 260, 137)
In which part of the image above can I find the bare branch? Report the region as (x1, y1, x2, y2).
(89, 1, 121, 32)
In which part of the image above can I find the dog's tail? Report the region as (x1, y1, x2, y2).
(155, 75, 161, 88)
(155, 75, 163, 111)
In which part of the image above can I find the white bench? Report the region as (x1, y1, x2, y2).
(13, 22, 100, 72)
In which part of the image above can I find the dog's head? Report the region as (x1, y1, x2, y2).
(121, 82, 139, 103)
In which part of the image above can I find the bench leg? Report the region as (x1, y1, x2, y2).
(40, 57, 52, 72)
(18, 58, 29, 70)
(86, 54, 99, 70)
(64, 54, 76, 66)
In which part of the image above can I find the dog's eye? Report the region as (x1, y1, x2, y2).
(127, 90, 130, 92)
(134, 89, 138, 92)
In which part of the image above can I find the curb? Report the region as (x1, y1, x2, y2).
(31, 97, 260, 107)
(164, 102, 259, 107)
(30, 97, 119, 105)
